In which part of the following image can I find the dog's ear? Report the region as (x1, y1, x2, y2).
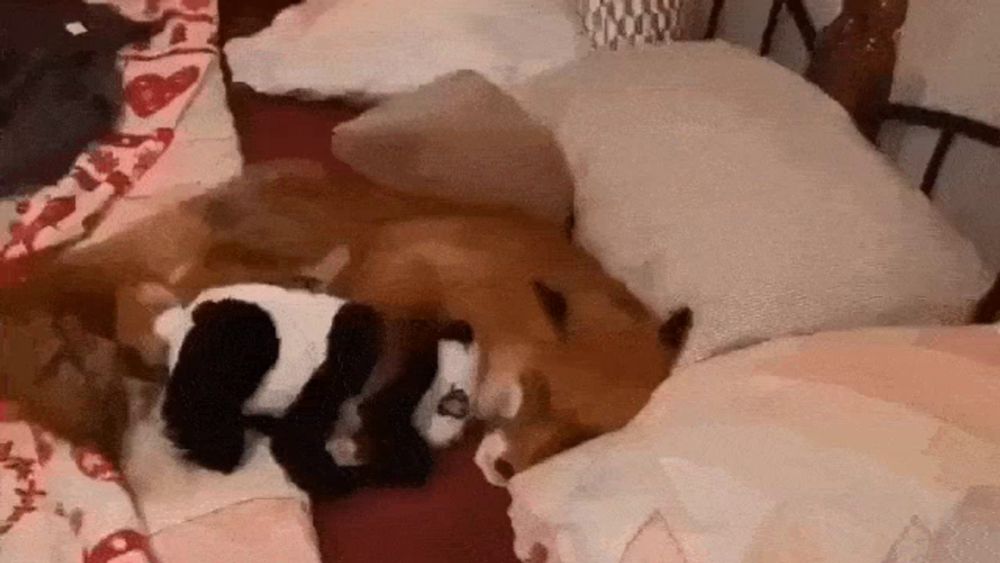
(532, 280, 568, 338)
(161, 299, 279, 473)
(972, 272, 1000, 324)
(658, 306, 693, 351)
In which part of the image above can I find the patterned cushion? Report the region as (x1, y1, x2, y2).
(579, 0, 684, 49)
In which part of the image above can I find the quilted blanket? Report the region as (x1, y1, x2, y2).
(509, 324, 1000, 563)
(0, 419, 156, 563)
(0, 409, 320, 563)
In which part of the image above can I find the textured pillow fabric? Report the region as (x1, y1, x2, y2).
(509, 325, 1000, 563)
(224, 0, 588, 100)
(579, 0, 686, 49)
(509, 41, 993, 365)
(331, 71, 574, 224)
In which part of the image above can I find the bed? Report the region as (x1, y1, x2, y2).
(493, 3, 1000, 560)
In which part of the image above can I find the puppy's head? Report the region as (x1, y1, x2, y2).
(475, 281, 693, 485)
(329, 317, 480, 468)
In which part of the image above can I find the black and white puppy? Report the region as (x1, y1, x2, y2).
(151, 284, 478, 497)
(325, 315, 479, 487)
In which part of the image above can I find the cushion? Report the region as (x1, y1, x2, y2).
(331, 71, 574, 223)
(579, 0, 687, 49)
(508, 41, 994, 365)
(508, 324, 1000, 563)
(224, 0, 588, 100)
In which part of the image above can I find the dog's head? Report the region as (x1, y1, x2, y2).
(474, 281, 692, 485)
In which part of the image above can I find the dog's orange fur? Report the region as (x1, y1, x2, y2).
(1, 163, 689, 478)
(336, 215, 684, 478)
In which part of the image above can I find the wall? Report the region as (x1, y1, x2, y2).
(701, 0, 1000, 271)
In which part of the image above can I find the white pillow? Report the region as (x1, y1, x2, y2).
(508, 41, 993, 365)
(330, 70, 574, 223)
(224, 0, 588, 99)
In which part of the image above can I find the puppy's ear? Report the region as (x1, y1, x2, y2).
(658, 306, 693, 351)
(532, 280, 568, 338)
(328, 303, 385, 395)
(161, 299, 279, 473)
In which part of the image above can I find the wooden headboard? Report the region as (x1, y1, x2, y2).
(703, 0, 1000, 199)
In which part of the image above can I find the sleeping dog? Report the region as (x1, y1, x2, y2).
(2, 164, 693, 487)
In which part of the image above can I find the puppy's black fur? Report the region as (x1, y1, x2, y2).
(262, 303, 383, 497)
(247, 317, 476, 493)
(161, 299, 280, 473)
(0, 1, 154, 195)
(162, 297, 393, 497)
(162, 294, 473, 497)
(359, 319, 456, 488)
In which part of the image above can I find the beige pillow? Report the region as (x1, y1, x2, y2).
(330, 71, 574, 224)
(508, 41, 993, 364)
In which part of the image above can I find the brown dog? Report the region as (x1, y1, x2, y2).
(335, 215, 692, 484)
(1, 163, 691, 482)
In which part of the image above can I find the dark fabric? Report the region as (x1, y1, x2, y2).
(0, 0, 153, 196)
(312, 436, 519, 563)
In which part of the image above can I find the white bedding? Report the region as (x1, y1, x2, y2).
(508, 325, 1000, 562)
(225, 0, 588, 99)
